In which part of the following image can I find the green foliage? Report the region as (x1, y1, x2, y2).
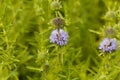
(0, 0, 120, 80)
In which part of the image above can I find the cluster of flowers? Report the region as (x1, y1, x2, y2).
(99, 9, 119, 53)
(49, 1, 118, 54)
(50, 21, 117, 53)
(49, 18, 117, 53)
(49, 17, 69, 46)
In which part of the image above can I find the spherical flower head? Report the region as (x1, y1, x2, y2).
(52, 17, 65, 28)
(50, 29, 68, 46)
(99, 38, 117, 53)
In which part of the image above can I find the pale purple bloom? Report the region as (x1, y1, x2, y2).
(50, 29, 68, 46)
(99, 38, 117, 53)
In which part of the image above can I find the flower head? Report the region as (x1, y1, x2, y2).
(50, 29, 68, 46)
(99, 38, 117, 53)
(51, 17, 65, 28)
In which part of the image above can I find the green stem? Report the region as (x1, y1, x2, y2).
(58, 46, 63, 65)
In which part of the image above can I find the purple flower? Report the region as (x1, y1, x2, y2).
(50, 29, 68, 46)
(99, 38, 117, 53)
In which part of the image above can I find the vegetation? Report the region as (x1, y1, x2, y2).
(0, 0, 120, 80)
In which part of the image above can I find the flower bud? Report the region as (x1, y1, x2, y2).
(50, 1, 62, 10)
(51, 17, 65, 28)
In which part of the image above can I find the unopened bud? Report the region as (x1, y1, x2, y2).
(51, 17, 65, 28)
(50, 1, 62, 10)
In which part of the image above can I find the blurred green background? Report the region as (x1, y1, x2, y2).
(0, 0, 120, 80)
